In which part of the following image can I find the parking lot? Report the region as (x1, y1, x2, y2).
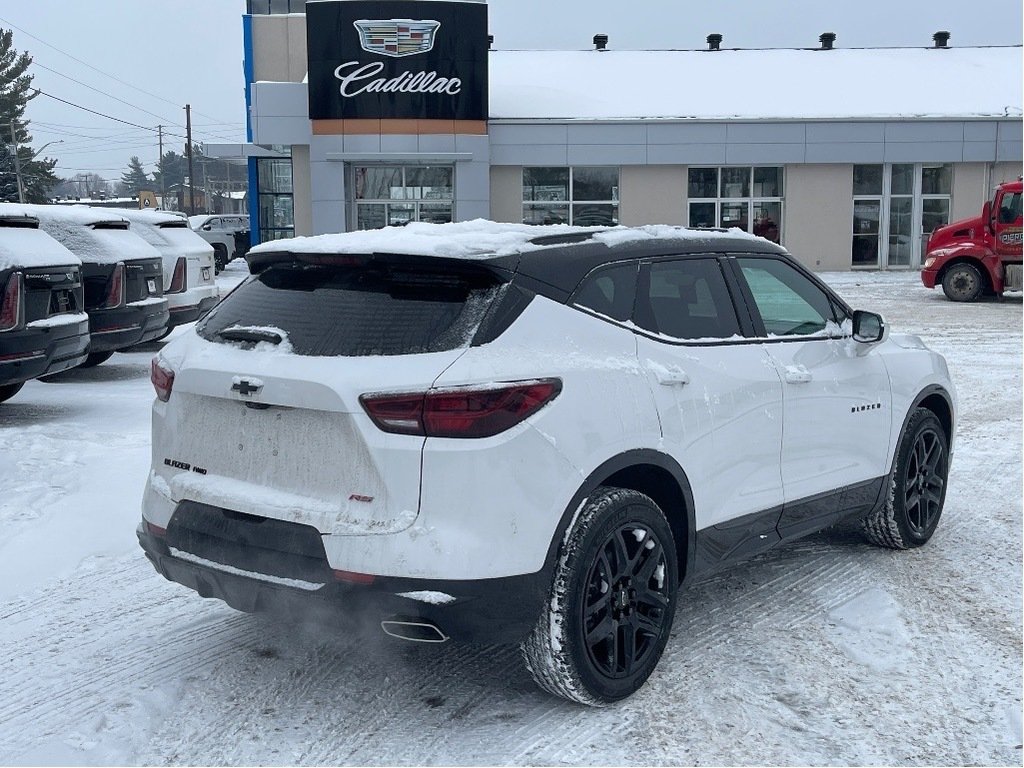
(0, 265, 1020, 766)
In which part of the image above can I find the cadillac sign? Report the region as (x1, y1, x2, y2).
(306, 1, 488, 121)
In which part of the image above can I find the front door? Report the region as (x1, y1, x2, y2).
(734, 256, 892, 538)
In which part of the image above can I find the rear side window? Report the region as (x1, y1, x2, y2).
(197, 264, 502, 357)
(635, 258, 740, 340)
(570, 262, 637, 322)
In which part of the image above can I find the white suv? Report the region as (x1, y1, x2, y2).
(139, 222, 956, 704)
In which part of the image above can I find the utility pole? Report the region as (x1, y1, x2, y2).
(157, 124, 165, 208)
(184, 104, 195, 215)
(8, 119, 25, 203)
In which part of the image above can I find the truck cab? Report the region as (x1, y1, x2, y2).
(921, 179, 1023, 301)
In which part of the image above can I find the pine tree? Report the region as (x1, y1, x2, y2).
(120, 155, 151, 194)
(0, 28, 59, 203)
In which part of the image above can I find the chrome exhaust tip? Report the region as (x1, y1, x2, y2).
(381, 619, 449, 643)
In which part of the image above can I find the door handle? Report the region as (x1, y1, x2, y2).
(653, 365, 690, 386)
(784, 365, 813, 384)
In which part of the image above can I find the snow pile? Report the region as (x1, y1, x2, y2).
(490, 46, 1022, 120)
(0, 224, 80, 272)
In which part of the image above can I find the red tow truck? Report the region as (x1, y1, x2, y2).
(921, 179, 1022, 301)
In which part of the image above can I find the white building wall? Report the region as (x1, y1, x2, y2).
(618, 166, 686, 226)
(782, 164, 854, 271)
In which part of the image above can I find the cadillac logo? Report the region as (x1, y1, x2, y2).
(353, 19, 440, 57)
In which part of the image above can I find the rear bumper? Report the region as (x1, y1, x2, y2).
(137, 520, 547, 644)
(88, 301, 170, 352)
(166, 290, 219, 329)
(0, 317, 90, 386)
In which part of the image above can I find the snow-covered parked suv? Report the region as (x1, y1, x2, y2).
(0, 212, 90, 403)
(117, 209, 219, 337)
(139, 222, 956, 704)
(1, 204, 170, 367)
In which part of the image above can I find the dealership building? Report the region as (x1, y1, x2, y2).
(217, 0, 1023, 271)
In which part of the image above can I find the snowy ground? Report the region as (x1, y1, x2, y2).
(0, 262, 1020, 766)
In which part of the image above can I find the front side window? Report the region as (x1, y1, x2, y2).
(522, 167, 619, 226)
(635, 258, 740, 341)
(687, 167, 783, 244)
(352, 165, 454, 230)
(738, 257, 843, 337)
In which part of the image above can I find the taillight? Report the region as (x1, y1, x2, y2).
(103, 262, 125, 309)
(151, 357, 175, 402)
(360, 379, 562, 438)
(167, 257, 187, 293)
(0, 272, 23, 332)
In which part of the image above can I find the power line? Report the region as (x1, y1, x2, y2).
(0, 14, 236, 126)
(32, 89, 188, 141)
(32, 61, 182, 127)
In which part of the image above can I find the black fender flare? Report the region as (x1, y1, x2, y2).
(541, 449, 698, 583)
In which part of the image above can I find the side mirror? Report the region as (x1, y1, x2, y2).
(982, 200, 994, 234)
(202, 224, 213, 231)
(852, 310, 886, 343)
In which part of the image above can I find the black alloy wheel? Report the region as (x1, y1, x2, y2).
(582, 522, 671, 680)
(902, 425, 946, 538)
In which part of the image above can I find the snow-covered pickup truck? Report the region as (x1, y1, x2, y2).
(188, 215, 250, 273)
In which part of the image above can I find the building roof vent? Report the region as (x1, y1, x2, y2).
(933, 30, 951, 48)
(819, 32, 836, 50)
(706, 33, 723, 51)
(593, 34, 608, 51)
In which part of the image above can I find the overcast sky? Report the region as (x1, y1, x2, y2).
(1, 0, 1021, 187)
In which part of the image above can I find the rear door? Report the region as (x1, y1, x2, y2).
(633, 255, 785, 552)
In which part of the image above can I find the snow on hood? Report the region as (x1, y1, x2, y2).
(489, 46, 1022, 120)
(0, 224, 81, 272)
(248, 219, 768, 260)
(116, 210, 214, 262)
(0, 204, 162, 265)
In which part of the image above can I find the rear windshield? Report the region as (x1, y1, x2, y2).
(197, 263, 503, 357)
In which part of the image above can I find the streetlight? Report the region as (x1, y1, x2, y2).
(7, 138, 64, 203)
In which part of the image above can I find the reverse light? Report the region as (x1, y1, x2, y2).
(103, 262, 126, 309)
(151, 357, 175, 402)
(0, 271, 23, 332)
(167, 256, 187, 293)
(360, 379, 562, 438)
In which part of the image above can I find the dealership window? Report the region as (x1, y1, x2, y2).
(687, 167, 783, 244)
(247, 0, 307, 13)
(522, 167, 619, 226)
(351, 165, 454, 230)
(852, 164, 952, 269)
(257, 158, 294, 243)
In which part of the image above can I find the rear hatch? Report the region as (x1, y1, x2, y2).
(0, 216, 85, 325)
(163, 253, 510, 535)
(122, 212, 215, 293)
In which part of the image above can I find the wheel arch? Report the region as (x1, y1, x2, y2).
(937, 256, 994, 294)
(912, 386, 955, 448)
(543, 450, 697, 584)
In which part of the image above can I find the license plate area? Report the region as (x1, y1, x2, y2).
(147, 278, 157, 294)
(201, 266, 211, 281)
(49, 289, 76, 315)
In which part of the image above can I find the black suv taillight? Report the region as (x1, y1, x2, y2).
(360, 379, 562, 438)
(0, 271, 23, 332)
(103, 262, 125, 309)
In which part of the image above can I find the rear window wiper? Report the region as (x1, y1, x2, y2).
(216, 327, 283, 345)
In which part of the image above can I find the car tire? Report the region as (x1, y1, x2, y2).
(0, 381, 25, 404)
(212, 244, 228, 274)
(79, 351, 114, 368)
(862, 408, 949, 549)
(521, 486, 678, 705)
(941, 263, 984, 302)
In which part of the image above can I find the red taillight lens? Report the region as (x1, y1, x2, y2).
(167, 257, 187, 293)
(151, 357, 175, 402)
(103, 262, 125, 309)
(0, 272, 23, 332)
(360, 379, 562, 439)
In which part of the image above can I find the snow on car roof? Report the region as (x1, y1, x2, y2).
(0, 223, 81, 272)
(248, 219, 764, 261)
(116, 209, 187, 227)
(489, 46, 1022, 120)
(116, 209, 214, 260)
(0, 204, 161, 265)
